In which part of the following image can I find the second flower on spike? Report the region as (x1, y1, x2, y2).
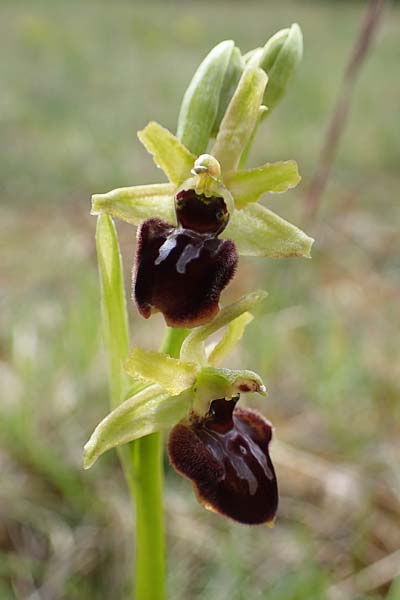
(134, 155, 238, 327)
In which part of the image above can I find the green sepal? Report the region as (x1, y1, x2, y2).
(222, 202, 314, 258)
(83, 385, 190, 469)
(192, 367, 266, 415)
(180, 290, 267, 364)
(138, 121, 195, 186)
(224, 161, 301, 209)
(211, 67, 268, 173)
(92, 183, 176, 226)
(211, 46, 243, 138)
(124, 347, 198, 396)
(177, 40, 234, 155)
(258, 23, 303, 115)
(208, 312, 253, 366)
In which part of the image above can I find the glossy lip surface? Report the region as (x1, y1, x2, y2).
(134, 218, 237, 328)
(168, 398, 278, 524)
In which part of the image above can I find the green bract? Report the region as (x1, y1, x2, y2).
(92, 65, 313, 259)
(83, 291, 268, 469)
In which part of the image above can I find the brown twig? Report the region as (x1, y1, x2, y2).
(304, 0, 387, 220)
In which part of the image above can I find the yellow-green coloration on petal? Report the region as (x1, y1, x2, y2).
(211, 67, 268, 172)
(181, 290, 267, 365)
(83, 385, 190, 470)
(138, 121, 195, 186)
(83, 291, 268, 469)
(208, 312, 253, 366)
(125, 347, 198, 396)
(91, 116, 312, 261)
(92, 183, 176, 226)
(224, 161, 301, 208)
(223, 203, 314, 258)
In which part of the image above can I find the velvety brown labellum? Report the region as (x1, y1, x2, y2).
(175, 189, 229, 235)
(168, 398, 278, 525)
(134, 218, 237, 328)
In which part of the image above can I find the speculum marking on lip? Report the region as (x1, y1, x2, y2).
(134, 218, 238, 328)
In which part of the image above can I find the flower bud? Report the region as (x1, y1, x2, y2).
(257, 23, 303, 115)
(177, 40, 235, 155)
(211, 46, 243, 138)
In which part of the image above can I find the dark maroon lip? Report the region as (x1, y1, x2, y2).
(133, 218, 237, 328)
(168, 398, 278, 525)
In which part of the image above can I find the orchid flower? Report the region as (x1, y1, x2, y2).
(91, 61, 313, 328)
(84, 291, 278, 525)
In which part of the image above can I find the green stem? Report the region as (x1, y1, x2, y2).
(96, 217, 190, 599)
(131, 326, 188, 600)
(132, 433, 164, 600)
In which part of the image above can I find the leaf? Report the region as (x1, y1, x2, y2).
(92, 183, 176, 225)
(84, 385, 190, 469)
(124, 347, 198, 395)
(211, 67, 267, 172)
(224, 161, 301, 208)
(208, 312, 253, 366)
(222, 202, 314, 258)
(96, 216, 131, 407)
(177, 40, 235, 155)
(180, 291, 267, 364)
(138, 121, 195, 186)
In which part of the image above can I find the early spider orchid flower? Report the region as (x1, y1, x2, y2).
(91, 63, 313, 328)
(84, 291, 278, 525)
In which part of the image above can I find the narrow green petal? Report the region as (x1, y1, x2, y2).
(92, 183, 176, 225)
(83, 385, 190, 469)
(180, 291, 267, 364)
(222, 203, 314, 258)
(224, 161, 301, 209)
(208, 312, 253, 366)
(177, 40, 235, 155)
(211, 67, 267, 173)
(124, 347, 198, 396)
(138, 121, 195, 186)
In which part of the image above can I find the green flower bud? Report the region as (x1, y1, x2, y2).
(257, 23, 303, 115)
(211, 46, 243, 138)
(177, 40, 234, 155)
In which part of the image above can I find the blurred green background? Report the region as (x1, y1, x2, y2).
(1, 1, 399, 599)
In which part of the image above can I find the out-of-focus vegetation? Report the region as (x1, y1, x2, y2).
(1, 1, 399, 598)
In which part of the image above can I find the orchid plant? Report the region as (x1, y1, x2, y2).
(84, 24, 313, 600)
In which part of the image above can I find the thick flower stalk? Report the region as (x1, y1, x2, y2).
(86, 24, 313, 600)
